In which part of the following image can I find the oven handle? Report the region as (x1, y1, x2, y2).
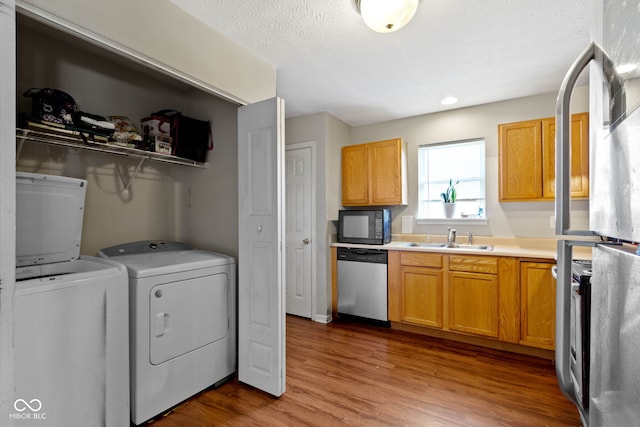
(555, 240, 596, 404)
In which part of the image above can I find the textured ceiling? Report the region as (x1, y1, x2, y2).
(170, 0, 590, 126)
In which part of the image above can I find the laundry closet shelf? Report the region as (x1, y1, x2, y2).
(16, 128, 208, 168)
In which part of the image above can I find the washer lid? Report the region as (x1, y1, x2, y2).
(100, 248, 235, 279)
(16, 172, 87, 268)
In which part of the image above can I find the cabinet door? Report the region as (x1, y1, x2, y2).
(341, 144, 369, 205)
(369, 138, 406, 205)
(498, 120, 543, 201)
(400, 266, 443, 328)
(520, 261, 555, 349)
(448, 272, 499, 338)
(542, 112, 589, 198)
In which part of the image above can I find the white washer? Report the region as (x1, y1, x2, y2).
(15, 172, 129, 427)
(98, 240, 237, 425)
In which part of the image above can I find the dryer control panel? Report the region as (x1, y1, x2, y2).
(97, 240, 192, 257)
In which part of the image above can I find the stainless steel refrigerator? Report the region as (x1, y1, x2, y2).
(555, 0, 640, 426)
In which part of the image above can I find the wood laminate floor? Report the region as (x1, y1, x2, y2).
(146, 315, 581, 427)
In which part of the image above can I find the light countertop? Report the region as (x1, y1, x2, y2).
(332, 235, 595, 260)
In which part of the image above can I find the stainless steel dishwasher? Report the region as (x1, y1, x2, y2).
(337, 247, 388, 324)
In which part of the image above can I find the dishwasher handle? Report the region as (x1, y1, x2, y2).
(337, 247, 388, 263)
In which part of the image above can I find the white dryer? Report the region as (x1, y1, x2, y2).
(15, 172, 129, 427)
(98, 240, 237, 425)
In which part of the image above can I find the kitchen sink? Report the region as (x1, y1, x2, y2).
(403, 242, 493, 251)
(404, 242, 447, 248)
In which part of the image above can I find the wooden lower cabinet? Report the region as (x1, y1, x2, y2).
(448, 255, 501, 338)
(401, 266, 443, 328)
(364, 249, 553, 354)
(396, 251, 444, 327)
(519, 261, 556, 349)
(389, 251, 520, 344)
(448, 271, 499, 338)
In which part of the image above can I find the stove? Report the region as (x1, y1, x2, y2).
(569, 258, 591, 412)
(572, 259, 593, 282)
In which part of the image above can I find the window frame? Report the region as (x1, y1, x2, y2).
(416, 138, 488, 225)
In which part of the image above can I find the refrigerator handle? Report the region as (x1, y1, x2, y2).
(555, 42, 598, 236)
(555, 42, 626, 236)
(555, 239, 596, 404)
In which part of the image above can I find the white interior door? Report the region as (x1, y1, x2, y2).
(237, 97, 286, 397)
(285, 144, 314, 318)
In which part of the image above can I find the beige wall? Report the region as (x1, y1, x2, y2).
(16, 15, 243, 257)
(18, 0, 276, 105)
(286, 112, 350, 321)
(347, 86, 590, 239)
(285, 90, 590, 320)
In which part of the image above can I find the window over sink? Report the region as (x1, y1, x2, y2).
(418, 139, 486, 222)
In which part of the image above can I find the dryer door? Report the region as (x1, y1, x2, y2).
(149, 272, 229, 365)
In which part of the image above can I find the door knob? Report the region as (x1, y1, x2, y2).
(303, 238, 310, 245)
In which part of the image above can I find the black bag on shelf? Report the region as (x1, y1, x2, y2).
(24, 88, 77, 127)
(151, 110, 212, 162)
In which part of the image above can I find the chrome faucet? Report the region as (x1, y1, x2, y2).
(447, 227, 457, 244)
(467, 232, 473, 245)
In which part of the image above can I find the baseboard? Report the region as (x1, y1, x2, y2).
(313, 314, 332, 324)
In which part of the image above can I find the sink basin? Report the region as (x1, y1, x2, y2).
(403, 242, 447, 248)
(447, 243, 494, 251)
(403, 242, 493, 251)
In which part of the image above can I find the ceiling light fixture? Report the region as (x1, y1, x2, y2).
(441, 96, 458, 105)
(356, 0, 419, 33)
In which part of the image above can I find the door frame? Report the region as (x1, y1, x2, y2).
(0, 1, 17, 424)
(285, 141, 317, 319)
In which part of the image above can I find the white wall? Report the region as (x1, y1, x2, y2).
(348, 87, 590, 238)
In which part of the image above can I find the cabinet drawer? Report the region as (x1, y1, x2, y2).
(449, 256, 498, 274)
(400, 252, 443, 268)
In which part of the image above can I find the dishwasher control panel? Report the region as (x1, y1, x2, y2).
(337, 247, 388, 263)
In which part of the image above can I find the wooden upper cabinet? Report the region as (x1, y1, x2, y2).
(498, 113, 589, 202)
(342, 138, 407, 206)
(341, 144, 369, 205)
(498, 119, 543, 201)
(542, 112, 589, 198)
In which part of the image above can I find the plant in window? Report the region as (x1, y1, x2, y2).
(440, 179, 459, 203)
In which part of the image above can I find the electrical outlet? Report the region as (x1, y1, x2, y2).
(550, 215, 556, 228)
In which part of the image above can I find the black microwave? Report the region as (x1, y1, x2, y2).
(338, 209, 391, 245)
